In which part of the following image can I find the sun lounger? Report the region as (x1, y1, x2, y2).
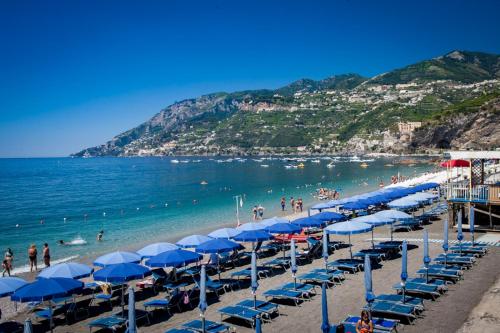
(181, 319, 230, 332)
(34, 303, 72, 323)
(280, 282, 317, 296)
(263, 257, 290, 270)
(407, 278, 448, 290)
(353, 251, 384, 263)
(433, 257, 473, 268)
(375, 294, 424, 310)
(310, 268, 346, 282)
(297, 272, 339, 287)
(328, 259, 362, 273)
(342, 315, 399, 332)
(218, 305, 260, 327)
(393, 281, 441, 300)
(330, 323, 388, 333)
(367, 301, 417, 323)
(88, 316, 127, 332)
(144, 289, 184, 314)
(236, 299, 280, 319)
(0, 321, 23, 333)
(416, 268, 461, 282)
(263, 288, 304, 306)
(164, 329, 193, 333)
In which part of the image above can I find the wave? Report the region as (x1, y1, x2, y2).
(65, 236, 88, 246)
(11, 255, 79, 275)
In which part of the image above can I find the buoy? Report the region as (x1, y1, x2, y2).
(16, 224, 19, 228)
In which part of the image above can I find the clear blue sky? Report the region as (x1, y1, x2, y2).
(1, 0, 499, 157)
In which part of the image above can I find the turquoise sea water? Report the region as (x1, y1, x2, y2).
(0, 157, 434, 272)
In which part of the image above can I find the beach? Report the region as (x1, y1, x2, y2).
(3, 199, 499, 333)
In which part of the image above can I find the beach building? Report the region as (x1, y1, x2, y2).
(444, 150, 500, 231)
(397, 121, 422, 134)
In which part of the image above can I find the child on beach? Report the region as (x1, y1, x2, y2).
(28, 244, 37, 272)
(356, 310, 373, 333)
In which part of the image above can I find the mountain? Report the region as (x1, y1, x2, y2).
(74, 50, 500, 157)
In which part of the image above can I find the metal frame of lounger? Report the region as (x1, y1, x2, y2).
(416, 269, 461, 282)
(263, 289, 304, 306)
(280, 282, 317, 296)
(327, 260, 360, 273)
(309, 268, 345, 283)
(181, 319, 230, 333)
(342, 315, 399, 332)
(218, 305, 260, 327)
(375, 294, 424, 311)
(236, 299, 280, 320)
(297, 272, 337, 287)
(366, 301, 417, 323)
(88, 316, 127, 333)
(393, 282, 440, 300)
(433, 257, 473, 268)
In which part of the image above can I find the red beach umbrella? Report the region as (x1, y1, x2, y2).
(440, 159, 470, 168)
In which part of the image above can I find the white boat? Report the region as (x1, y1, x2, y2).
(170, 159, 180, 164)
(180, 160, 189, 163)
(260, 164, 269, 168)
(327, 162, 335, 168)
(311, 159, 321, 163)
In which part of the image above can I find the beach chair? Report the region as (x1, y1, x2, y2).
(34, 302, 74, 325)
(367, 301, 417, 323)
(91, 284, 123, 309)
(393, 281, 441, 300)
(416, 268, 461, 282)
(406, 277, 448, 291)
(236, 299, 280, 319)
(88, 316, 127, 332)
(194, 276, 226, 296)
(218, 305, 260, 327)
(181, 319, 230, 332)
(164, 329, 193, 333)
(310, 268, 345, 283)
(280, 282, 317, 296)
(330, 323, 388, 333)
(263, 288, 304, 306)
(433, 256, 473, 268)
(375, 294, 424, 310)
(353, 250, 384, 263)
(262, 257, 290, 271)
(342, 315, 399, 332)
(449, 245, 487, 256)
(0, 321, 23, 333)
(328, 259, 362, 273)
(297, 272, 339, 287)
(144, 288, 184, 315)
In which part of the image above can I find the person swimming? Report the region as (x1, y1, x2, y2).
(58, 240, 66, 245)
(97, 230, 104, 241)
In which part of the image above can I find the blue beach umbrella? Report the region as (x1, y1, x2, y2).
(261, 216, 289, 227)
(290, 239, 298, 288)
(470, 206, 475, 245)
(401, 241, 408, 303)
(233, 230, 273, 243)
(198, 265, 207, 333)
(176, 235, 212, 248)
(388, 198, 420, 210)
(23, 319, 33, 333)
(364, 255, 375, 308)
(292, 216, 325, 228)
(207, 228, 240, 239)
(265, 222, 301, 259)
(423, 230, 431, 283)
(137, 242, 178, 258)
(321, 282, 330, 333)
(312, 211, 346, 223)
(341, 201, 370, 211)
(251, 251, 259, 309)
(237, 222, 266, 231)
(147, 249, 202, 268)
(94, 251, 141, 267)
(126, 287, 137, 333)
(325, 221, 373, 259)
(12, 277, 83, 333)
(351, 215, 394, 248)
(322, 229, 329, 270)
(374, 209, 413, 241)
(38, 263, 93, 279)
(457, 211, 463, 254)
(94, 263, 150, 316)
(0, 277, 27, 297)
(196, 238, 242, 280)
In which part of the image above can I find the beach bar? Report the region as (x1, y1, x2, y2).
(444, 151, 500, 231)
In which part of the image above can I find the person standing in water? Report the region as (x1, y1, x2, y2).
(252, 206, 258, 220)
(280, 197, 286, 211)
(43, 243, 50, 267)
(290, 197, 295, 213)
(97, 230, 104, 241)
(4, 248, 13, 274)
(257, 205, 265, 219)
(28, 244, 37, 272)
(298, 198, 303, 212)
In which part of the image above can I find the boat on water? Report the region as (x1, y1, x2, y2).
(200, 180, 208, 185)
(360, 162, 369, 168)
(311, 159, 321, 163)
(260, 164, 269, 168)
(170, 159, 180, 164)
(298, 163, 305, 168)
(327, 162, 335, 168)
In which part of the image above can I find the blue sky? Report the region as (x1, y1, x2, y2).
(0, 0, 499, 157)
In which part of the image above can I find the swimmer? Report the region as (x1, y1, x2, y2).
(58, 240, 66, 245)
(97, 230, 104, 241)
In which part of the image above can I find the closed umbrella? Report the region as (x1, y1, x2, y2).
(176, 235, 212, 248)
(146, 249, 202, 268)
(322, 229, 329, 270)
(126, 287, 137, 333)
(364, 254, 375, 315)
(198, 265, 207, 333)
(255, 315, 262, 333)
(23, 319, 33, 333)
(0, 277, 27, 297)
(38, 263, 93, 279)
(94, 251, 141, 267)
(321, 282, 330, 333)
(325, 221, 373, 259)
(290, 239, 298, 289)
(443, 220, 449, 266)
(207, 228, 240, 239)
(423, 230, 431, 283)
(137, 243, 178, 258)
(457, 211, 463, 255)
(11, 277, 83, 333)
(93, 263, 151, 316)
(251, 251, 258, 309)
(470, 206, 475, 245)
(401, 241, 408, 303)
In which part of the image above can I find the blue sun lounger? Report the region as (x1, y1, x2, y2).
(366, 301, 417, 323)
(165, 329, 193, 333)
(434, 256, 473, 268)
(407, 278, 448, 291)
(181, 319, 230, 332)
(393, 281, 441, 300)
(263, 288, 304, 306)
(144, 289, 184, 315)
(328, 259, 362, 273)
(416, 268, 461, 282)
(263, 257, 290, 270)
(310, 268, 346, 282)
(342, 315, 399, 332)
(449, 245, 487, 255)
(280, 282, 317, 296)
(236, 299, 280, 319)
(88, 316, 127, 332)
(330, 323, 388, 333)
(297, 272, 338, 287)
(375, 294, 424, 310)
(218, 305, 260, 327)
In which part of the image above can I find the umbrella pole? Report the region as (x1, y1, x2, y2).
(402, 283, 406, 303)
(122, 284, 125, 317)
(371, 229, 374, 249)
(201, 314, 206, 333)
(253, 290, 257, 310)
(349, 233, 353, 259)
(391, 222, 394, 241)
(49, 300, 53, 333)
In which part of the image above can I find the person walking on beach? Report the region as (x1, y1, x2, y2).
(3, 248, 13, 275)
(2, 258, 10, 277)
(356, 310, 373, 333)
(280, 197, 286, 211)
(298, 198, 303, 212)
(252, 206, 258, 220)
(28, 244, 37, 272)
(43, 243, 50, 267)
(257, 205, 265, 219)
(290, 197, 295, 213)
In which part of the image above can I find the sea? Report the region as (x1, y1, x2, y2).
(0, 156, 435, 273)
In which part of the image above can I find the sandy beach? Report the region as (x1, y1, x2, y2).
(3, 201, 499, 333)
